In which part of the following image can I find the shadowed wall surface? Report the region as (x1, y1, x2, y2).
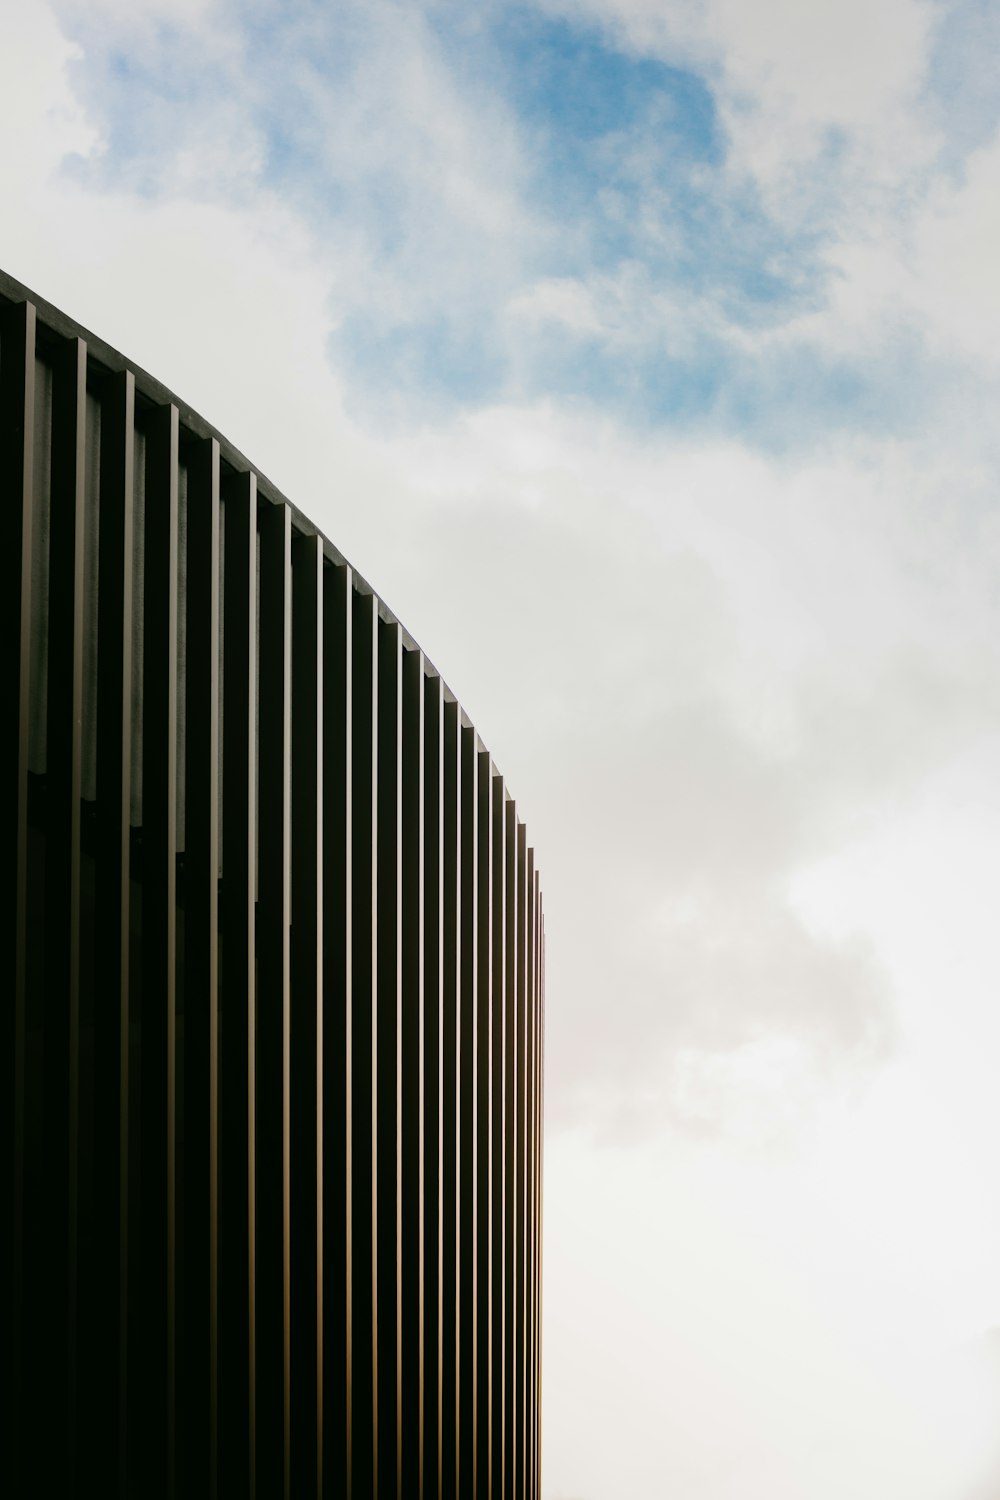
(2, 268, 544, 1499)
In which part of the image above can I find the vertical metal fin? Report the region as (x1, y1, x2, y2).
(490, 773, 506, 1500)
(441, 699, 461, 1500)
(515, 821, 527, 1500)
(183, 434, 221, 1495)
(422, 674, 444, 1500)
(323, 561, 352, 1496)
(401, 647, 425, 1494)
(459, 725, 478, 1499)
(1, 296, 35, 1500)
(503, 796, 517, 1500)
(93, 366, 135, 1497)
(476, 750, 493, 1500)
(257, 497, 293, 1496)
(291, 531, 323, 1497)
(42, 333, 86, 1494)
(376, 618, 402, 1497)
(219, 468, 257, 1494)
(140, 400, 180, 1497)
(350, 587, 378, 1497)
(524, 850, 535, 1500)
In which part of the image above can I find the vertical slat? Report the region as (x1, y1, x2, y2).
(515, 821, 527, 1500)
(401, 648, 424, 1494)
(323, 562, 351, 1495)
(376, 618, 402, 1497)
(140, 401, 180, 1495)
(422, 674, 443, 1500)
(537, 889, 543, 1500)
(219, 468, 256, 1495)
(440, 699, 460, 1500)
(490, 774, 506, 1500)
(459, 725, 477, 1499)
(1, 297, 35, 1499)
(502, 797, 517, 1500)
(183, 436, 221, 1494)
(91, 367, 135, 1495)
(257, 498, 292, 1497)
(476, 750, 492, 1500)
(41, 332, 86, 1493)
(291, 531, 323, 1496)
(539, 914, 546, 1500)
(524, 851, 535, 1500)
(536, 876, 542, 1500)
(350, 588, 377, 1496)
(529, 878, 538, 1500)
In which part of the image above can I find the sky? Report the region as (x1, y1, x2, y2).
(4, 0, 1000, 1494)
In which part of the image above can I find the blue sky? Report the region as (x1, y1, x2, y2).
(5, 2, 1000, 1496)
(49, 0, 977, 436)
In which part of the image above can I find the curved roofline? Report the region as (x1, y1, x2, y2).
(0, 266, 509, 768)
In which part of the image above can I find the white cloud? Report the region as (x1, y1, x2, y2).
(528, 0, 988, 396)
(6, 6, 1000, 1494)
(902, 130, 1000, 363)
(7, 0, 1000, 1143)
(720, 118, 1000, 390)
(0, 3, 97, 191)
(359, 405, 1000, 1146)
(539, 0, 940, 180)
(506, 275, 607, 336)
(544, 1124, 1000, 1499)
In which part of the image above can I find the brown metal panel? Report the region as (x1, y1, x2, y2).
(515, 822, 527, 1500)
(323, 561, 351, 1496)
(182, 435, 221, 1494)
(542, 905, 548, 1500)
(539, 889, 545, 1500)
(502, 797, 517, 1500)
(490, 774, 506, 1500)
(538, 913, 545, 1500)
(350, 587, 377, 1497)
(476, 750, 493, 1500)
(376, 618, 402, 1498)
(459, 725, 478, 1499)
(524, 853, 535, 1500)
(290, 531, 323, 1498)
(1, 297, 35, 1498)
(401, 647, 424, 1495)
(531, 907, 545, 1500)
(140, 401, 180, 1496)
(36, 333, 86, 1492)
(257, 497, 293, 1497)
(532, 879, 542, 1500)
(441, 699, 460, 1500)
(219, 468, 256, 1495)
(91, 366, 135, 1496)
(422, 674, 443, 1500)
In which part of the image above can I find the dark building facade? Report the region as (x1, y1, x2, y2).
(2, 270, 544, 1498)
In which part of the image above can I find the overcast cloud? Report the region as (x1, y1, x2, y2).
(4, 0, 1000, 1494)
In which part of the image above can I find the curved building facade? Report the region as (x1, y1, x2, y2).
(2, 270, 544, 1498)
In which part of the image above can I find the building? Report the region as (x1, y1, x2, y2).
(2, 269, 544, 1498)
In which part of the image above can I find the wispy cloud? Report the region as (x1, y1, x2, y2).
(7, 1, 1000, 1145)
(37, 0, 993, 437)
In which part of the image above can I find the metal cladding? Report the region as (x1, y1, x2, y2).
(2, 270, 545, 1499)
